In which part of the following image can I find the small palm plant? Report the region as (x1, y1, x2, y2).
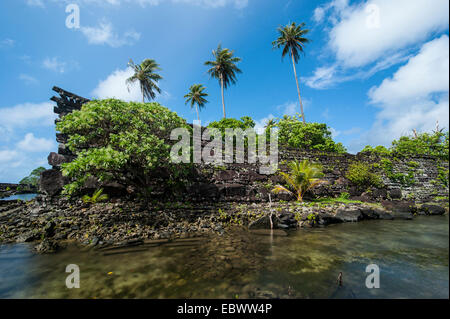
(82, 188, 109, 204)
(184, 84, 209, 122)
(272, 159, 324, 202)
(205, 44, 242, 119)
(126, 58, 163, 103)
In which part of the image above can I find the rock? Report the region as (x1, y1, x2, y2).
(391, 212, 413, 220)
(16, 231, 37, 243)
(359, 208, 379, 220)
(219, 183, 247, 197)
(381, 200, 416, 213)
(39, 169, 66, 196)
(335, 209, 363, 222)
(419, 204, 446, 216)
(317, 212, 342, 225)
(389, 189, 402, 199)
(47, 152, 73, 168)
(215, 170, 237, 181)
(248, 215, 280, 230)
(43, 221, 56, 237)
(34, 239, 59, 254)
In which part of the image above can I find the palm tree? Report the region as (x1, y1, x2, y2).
(205, 44, 242, 119)
(272, 159, 324, 202)
(184, 84, 209, 122)
(272, 22, 310, 123)
(126, 59, 163, 103)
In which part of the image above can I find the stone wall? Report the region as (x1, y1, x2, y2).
(40, 88, 449, 203)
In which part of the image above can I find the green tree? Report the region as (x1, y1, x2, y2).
(126, 59, 163, 103)
(272, 159, 325, 202)
(19, 166, 46, 187)
(184, 84, 209, 122)
(268, 115, 346, 153)
(56, 99, 190, 196)
(272, 22, 310, 123)
(205, 44, 242, 119)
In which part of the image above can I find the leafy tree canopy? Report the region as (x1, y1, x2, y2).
(19, 166, 46, 187)
(266, 114, 347, 153)
(56, 99, 190, 196)
(361, 131, 449, 159)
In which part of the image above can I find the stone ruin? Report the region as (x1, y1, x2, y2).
(39, 87, 449, 203)
(40, 87, 89, 196)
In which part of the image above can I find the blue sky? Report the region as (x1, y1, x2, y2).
(0, 0, 449, 183)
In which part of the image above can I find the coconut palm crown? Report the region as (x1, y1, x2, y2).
(272, 22, 310, 123)
(126, 58, 163, 103)
(184, 84, 209, 122)
(205, 44, 242, 119)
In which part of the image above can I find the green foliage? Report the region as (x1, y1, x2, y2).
(362, 131, 449, 159)
(338, 192, 350, 200)
(361, 145, 391, 156)
(5, 187, 11, 191)
(379, 158, 415, 186)
(267, 115, 346, 153)
(19, 166, 46, 187)
(346, 162, 383, 189)
(57, 99, 190, 196)
(82, 188, 109, 204)
(184, 84, 208, 122)
(272, 159, 325, 202)
(126, 59, 163, 102)
(208, 116, 255, 132)
(391, 131, 448, 159)
(437, 166, 449, 188)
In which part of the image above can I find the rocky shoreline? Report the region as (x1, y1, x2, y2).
(0, 195, 448, 254)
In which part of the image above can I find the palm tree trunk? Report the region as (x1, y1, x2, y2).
(196, 104, 200, 122)
(291, 50, 306, 123)
(220, 75, 226, 119)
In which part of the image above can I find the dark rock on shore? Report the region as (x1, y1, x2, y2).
(419, 204, 446, 216)
(335, 209, 362, 222)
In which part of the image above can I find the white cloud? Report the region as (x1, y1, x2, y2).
(355, 35, 449, 149)
(17, 133, 55, 152)
(19, 74, 39, 85)
(0, 150, 19, 163)
(42, 57, 67, 73)
(276, 101, 298, 116)
(80, 21, 140, 48)
(26, 0, 248, 9)
(307, 0, 449, 89)
(92, 67, 142, 101)
(327, 0, 449, 68)
(92, 66, 170, 102)
(0, 102, 56, 135)
(0, 38, 15, 48)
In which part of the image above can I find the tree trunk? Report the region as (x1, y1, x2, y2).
(196, 104, 200, 122)
(291, 49, 306, 123)
(221, 75, 226, 119)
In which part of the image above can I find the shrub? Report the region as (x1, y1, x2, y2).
(57, 99, 190, 196)
(346, 162, 383, 189)
(391, 131, 448, 159)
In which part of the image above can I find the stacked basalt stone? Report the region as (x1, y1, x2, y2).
(39, 87, 90, 196)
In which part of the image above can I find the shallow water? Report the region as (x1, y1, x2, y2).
(0, 215, 448, 299)
(0, 193, 37, 201)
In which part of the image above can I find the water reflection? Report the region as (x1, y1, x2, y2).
(0, 215, 448, 299)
